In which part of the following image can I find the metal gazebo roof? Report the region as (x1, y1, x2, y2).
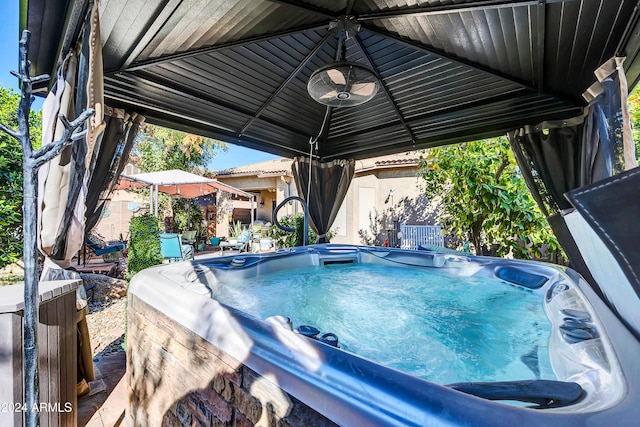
(24, 0, 640, 161)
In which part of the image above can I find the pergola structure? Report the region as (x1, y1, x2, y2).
(24, 0, 640, 161)
(117, 169, 254, 214)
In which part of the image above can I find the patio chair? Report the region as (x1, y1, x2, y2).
(160, 233, 194, 262)
(220, 230, 252, 253)
(181, 230, 197, 245)
(85, 235, 126, 262)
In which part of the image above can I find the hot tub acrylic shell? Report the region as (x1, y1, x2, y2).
(129, 244, 640, 426)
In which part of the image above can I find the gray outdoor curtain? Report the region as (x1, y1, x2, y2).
(508, 117, 586, 215)
(38, 2, 99, 266)
(84, 108, 144, 235)
(35, 1, 110, 398)
(38, 50, 81, 264)
(292, 157, 355, 243)
(507, 57, 637, 296)
(508, 56, 637, 217)
(38, 1, 143, 268)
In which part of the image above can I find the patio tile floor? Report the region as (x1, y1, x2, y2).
(78, 352, 126, 426)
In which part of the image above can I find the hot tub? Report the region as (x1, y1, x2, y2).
(127, 245, 640, 426)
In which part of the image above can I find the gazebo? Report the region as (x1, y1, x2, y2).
(8, 1, 640, 426)
(117, 169, 254, 219)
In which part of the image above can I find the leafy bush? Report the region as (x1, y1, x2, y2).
(0, 87, 41, 268)
(134, 124, 227, 172)
(270, 214, 333, 247)
(230, 220, 245, 239)
(127, 213, 162, 280)
(419, 137, 559, 258)
(170, 198, 203, 232)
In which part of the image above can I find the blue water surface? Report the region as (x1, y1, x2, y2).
(213, 263, 554, 384)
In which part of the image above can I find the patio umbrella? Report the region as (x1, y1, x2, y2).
(292, 157, 355, 243)
(117, 169, 253, 197)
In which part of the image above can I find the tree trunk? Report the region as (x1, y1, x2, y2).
(471, 218, 484, 255)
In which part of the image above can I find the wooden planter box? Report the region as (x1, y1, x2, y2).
(0, 279, 80, 427)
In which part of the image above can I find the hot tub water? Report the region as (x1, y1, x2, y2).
(213, 263, 554, 384)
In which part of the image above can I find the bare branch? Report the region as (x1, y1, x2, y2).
(494, 158, 509, 182)
(0, 122, 21, 140)
(61, 108, 95, 133)
(32, 140, 75, 168)
(8, 69, 44, 82)
(32, 109, 94, 168)
(71, 129, 89, 141)
(58, 114, 73, 130)
(32, 143, 56, 159)
(16, 31, 33, 158)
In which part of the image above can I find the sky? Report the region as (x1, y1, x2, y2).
(0, 2, 21, 92)
(0, 1, 278, 170)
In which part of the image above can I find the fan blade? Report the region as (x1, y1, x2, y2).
(351, 82, 376, 97)
(326, 68, 346, 85)
(319, 90, 338, 100)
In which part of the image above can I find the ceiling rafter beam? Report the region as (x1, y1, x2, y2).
(109, 71, 315, 140)
(345, 0, 357, 16)
(105, 90, 310, 157)
(363, 26, 582, 106)
(261, 0, 339, 19)
(240, 31, 334, 135)
(351, 35, 417, 144)
(357, 0, 577, 20)
(536, 0, 546, 91)
(323, 103, 581, 160)
(118, 0, 185, 72)
(113, 24, 328, 74)
(324, 89, 572, 144)
(137, 107, 311, 157)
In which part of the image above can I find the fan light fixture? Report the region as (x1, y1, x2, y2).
(307, 61, 379, 107)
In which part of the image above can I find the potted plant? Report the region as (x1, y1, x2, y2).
(229, 220, 245, 244)
(196, 224, 207, 251)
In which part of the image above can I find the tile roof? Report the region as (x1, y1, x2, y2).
(213, 152, 421, 177)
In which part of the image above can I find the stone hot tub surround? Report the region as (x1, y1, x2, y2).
(126, 292, 337, 427)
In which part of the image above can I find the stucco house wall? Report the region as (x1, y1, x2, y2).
(93, 190, 148, 242)
(329, 165, 438, 245)
(214, 153, 441, 245)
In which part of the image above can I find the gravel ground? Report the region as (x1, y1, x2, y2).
(85, 294, 127, 362)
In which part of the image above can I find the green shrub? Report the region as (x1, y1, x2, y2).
(294, 216, 306, 246)
(171, 198, 203, 232)
(230, 220, 245, 239)
(0, 88, 41, 269)
(270, 214, 333, 247)
(127, 213, 162, 280)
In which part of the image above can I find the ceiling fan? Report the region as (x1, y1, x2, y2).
(307, 17, 379, 108)
(308, 61, 379, 107)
